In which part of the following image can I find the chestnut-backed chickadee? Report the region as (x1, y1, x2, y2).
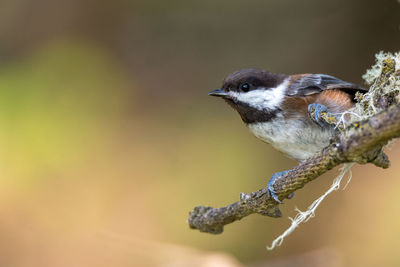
(209, 68, 366, 204)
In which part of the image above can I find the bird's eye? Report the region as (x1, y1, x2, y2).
(241, 83, 250, 92)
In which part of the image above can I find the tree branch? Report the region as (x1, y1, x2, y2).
(188, 103, 400, 234)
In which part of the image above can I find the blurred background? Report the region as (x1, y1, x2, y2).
(0, 0, 399, 266)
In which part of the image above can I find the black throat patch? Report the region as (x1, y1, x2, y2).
(224, 99, 279, 124)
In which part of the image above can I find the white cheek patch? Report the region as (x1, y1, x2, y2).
(229, 78, 289, 110)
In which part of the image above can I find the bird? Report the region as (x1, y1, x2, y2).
(209, 68, 366, 204)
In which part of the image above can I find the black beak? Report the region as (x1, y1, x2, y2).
(208, 89, 228, 97)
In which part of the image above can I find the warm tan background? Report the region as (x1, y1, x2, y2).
(0, 0, 399, 266)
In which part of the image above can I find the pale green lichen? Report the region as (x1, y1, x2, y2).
(339, 51, 400, 128)
(362, 51, 397, 84)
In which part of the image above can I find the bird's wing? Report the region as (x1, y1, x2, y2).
(286, 74, 367, 97)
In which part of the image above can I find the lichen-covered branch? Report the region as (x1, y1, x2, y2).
(188, 52, 400, 235)
(188, 104, 399, 234)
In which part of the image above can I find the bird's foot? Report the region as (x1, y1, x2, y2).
(267, 170, 293, 203)
(308, 103, 338, 127)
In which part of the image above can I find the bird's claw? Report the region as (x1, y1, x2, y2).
(267, 170, 292, 204)
(308, 103, 336, 127)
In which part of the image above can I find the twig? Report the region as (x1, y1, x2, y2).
(188, 103, 400, 234)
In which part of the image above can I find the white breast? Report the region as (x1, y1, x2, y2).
(247, 116, 334, 161)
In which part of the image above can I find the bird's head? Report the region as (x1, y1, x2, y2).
(209, 69, 288, 123)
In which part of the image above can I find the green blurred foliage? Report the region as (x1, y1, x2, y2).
(0, 41, 132, 182)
